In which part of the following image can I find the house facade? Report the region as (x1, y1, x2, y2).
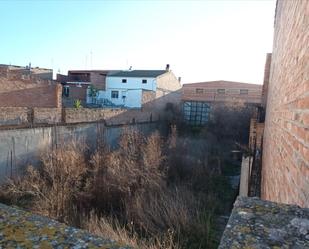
(182, 81, 262, 125)
(57, 70, 116, 107)
(90, 66, 181, 109)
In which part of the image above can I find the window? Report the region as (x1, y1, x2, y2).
(227, 89, 240, 94)
(217, 89, 225, 94)
(196, 88, 203, 94)
(122, 79, 127, 83)
(240, 89, 249, 95)
(63, 86, 69, 97)
(111, 91, 119, 99)
(142, 79, 147, 84)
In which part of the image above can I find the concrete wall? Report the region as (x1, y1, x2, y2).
(156, 71, 181, 92)
(0, 122, 162, 183)
(262, 0, 309, 207)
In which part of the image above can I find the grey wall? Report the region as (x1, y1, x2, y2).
(0, 122, 162, 183)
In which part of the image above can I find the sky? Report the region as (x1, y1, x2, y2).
(0, 0, 276, 84)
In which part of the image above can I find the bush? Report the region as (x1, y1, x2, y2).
(0, 127, 235, 249)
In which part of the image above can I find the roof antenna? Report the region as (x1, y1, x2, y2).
(90, 50, 93, 69)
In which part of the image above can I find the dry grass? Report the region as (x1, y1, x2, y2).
(0, 127, 227, 249)
(85, 213, 179, 249)
(2, 141, 87, 224)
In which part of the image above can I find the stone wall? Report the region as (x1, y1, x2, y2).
(0, 106, 163, 127)
(0, 107, 30, 126)
(33, 108, 62, 124)
(262, 0, 309, 207)
(64, 108, 159, 125)
(0, 202, 131, 248)
(219, 197, 309, 248)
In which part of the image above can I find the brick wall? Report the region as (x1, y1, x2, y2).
(0, 73, 62, 108)
(62, 84, 88, 107)
(90, 72, 107, 90)
(182, 81, 262, 104)
(262, 0, 309, 207)
(0, 84, 61, 108)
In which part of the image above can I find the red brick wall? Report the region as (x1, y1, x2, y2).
(66, 85, 88, 102)
(261, 0, 309, 207)
(0, 84, 62, 108)
(182, 81, 262, 104)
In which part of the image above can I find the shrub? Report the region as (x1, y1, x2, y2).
(2, 141, 87, 224)
(74, 99, 82, 109)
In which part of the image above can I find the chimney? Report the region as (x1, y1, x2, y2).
(178, 77, 181, 83)
(165, 64, 170, 71)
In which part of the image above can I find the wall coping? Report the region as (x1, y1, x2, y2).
(0, 203, 132, 248)
(219, 196, 309, 248)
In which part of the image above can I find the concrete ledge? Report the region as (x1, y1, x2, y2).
(0, 203, 131, 248)
(219, 196, 309, 248)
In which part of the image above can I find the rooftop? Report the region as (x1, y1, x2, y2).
(68, 70, 120, 75)
(182, 80, 262, 89)
(0, 64, 52, 74)
(108, 70, 168, 78)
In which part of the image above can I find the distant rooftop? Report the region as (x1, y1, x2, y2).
(108, 70, 168, 78)
(0, 64, 52, 74)
(182, 80, 262, 89)
(68, 70, 120, 75)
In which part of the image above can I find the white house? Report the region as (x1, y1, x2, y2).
(89, 66, 181, 109)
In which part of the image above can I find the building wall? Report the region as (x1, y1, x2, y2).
(98, 72, 181, 109)
(182, 81, 262, 104)
(63, 84, 88, 107)
(90, 72, 107, 90)
(0, 80, 62, 108)
(156, 71, 181, 92)
(106, 76, 156, 91)
(262, 0, 309, 207)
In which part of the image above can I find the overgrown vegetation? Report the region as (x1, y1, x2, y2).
(0, 103, 252, 248)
